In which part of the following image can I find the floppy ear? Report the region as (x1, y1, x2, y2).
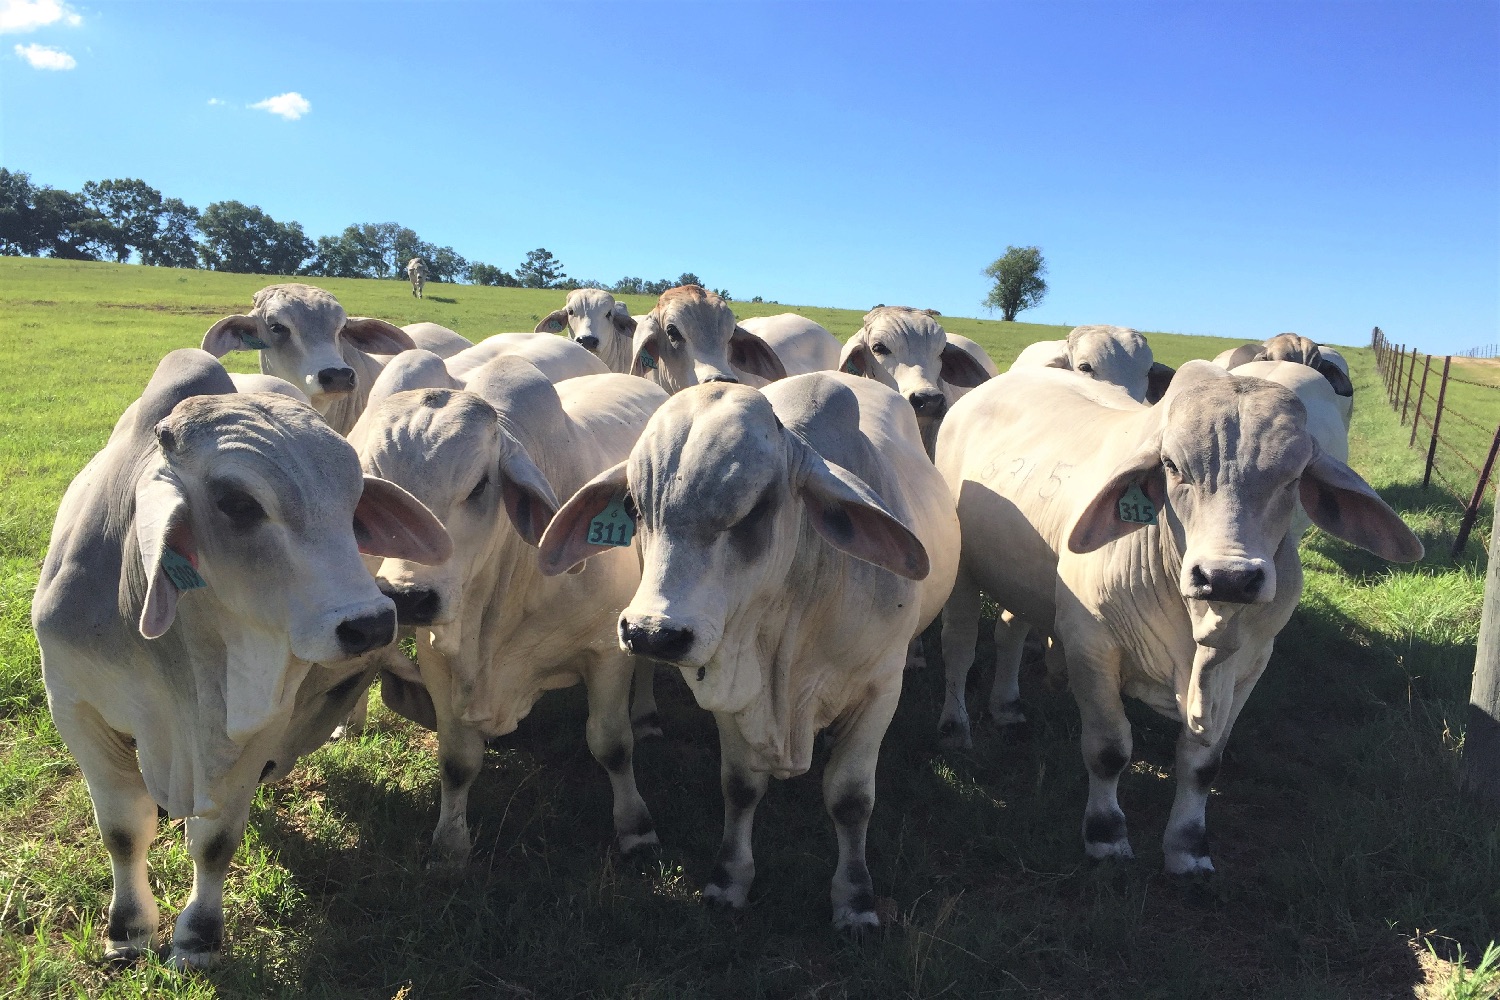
(730, 327, 789, 382)
(355, 477, 453, 565)
(790, 434, 929, 580)
(940, 342, 993, 389)
(1067, 433, 1167, 554)
(343, 318, 418, 355)
(535, 309, 569, 334)
(1220, 344, 1264, 370)
(1146, 362, 1176, 404)
(611, 310, 637, 336)
(1300, 450, 1423, 562)
(630, 316, 662, 377)
(537, 462, 631, 576)
(495, 427, 561, 546)
(1315, 358, 1354, 397)
(135, 464, 199, 640)
(838, 331, 877, 375)
(380, 669, 437, 731)
(202, 315, 262, 357)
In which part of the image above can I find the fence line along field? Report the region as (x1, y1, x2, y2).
(1, 257, 1496, 999)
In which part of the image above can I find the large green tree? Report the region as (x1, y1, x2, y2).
(516, 247, 567, 289)
(983, 245, 1048, 321)
(198, 201, 313, 275)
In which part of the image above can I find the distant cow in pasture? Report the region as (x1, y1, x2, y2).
(406, 257, 428, 298)
(32, 350, 450, 968)
(539, 373, 959, 930)
(1011, 325, 1176, 404)
(935, 362, 1421, 873)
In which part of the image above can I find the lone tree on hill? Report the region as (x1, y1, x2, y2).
(517, 247, 567, 288)
(983, 245, 1048, 321)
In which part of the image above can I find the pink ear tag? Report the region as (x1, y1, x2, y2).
(160, 548, 207, 590)
(587, 500, 635, 547)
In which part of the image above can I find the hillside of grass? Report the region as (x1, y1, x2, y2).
(1, 258, 1496, 999)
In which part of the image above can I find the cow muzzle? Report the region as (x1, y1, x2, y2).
(316, 367, 357, 394)
(335, 606, 397, 656)
(380, 583, 442, 626)
(908, 389, 948, 418)
(1182, 558, 1274, 604)
(619, 613, 696, 663)
(576, 334, 600, 352)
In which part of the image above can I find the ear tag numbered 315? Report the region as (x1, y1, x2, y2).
(160, 548, 207, 590)
(1117, 483, 1158, 526)
(587, 499, 635, 548)
(240, 333, 270, 350)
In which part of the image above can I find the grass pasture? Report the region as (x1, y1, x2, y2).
(1, 258, 1497, 998)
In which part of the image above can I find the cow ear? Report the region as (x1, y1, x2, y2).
(535, 309, 569, 334)
(1146, 362, 1177, 404)
(1315, 358, 1354, 397)
(135, 464, 198, 639)
(630, 317, 662, 377)
(1220, 344, 1263, 370)
(203, 315, 261, 357)
(344, 318, 417, 355)
(380, 668, 437, 731)
(496, 427, 560, 546)
(538, 462, 631, 576)
(791, 435, 929, 580)
(1299, 450, 1423, 562)
(612, 310, 638, 336)
(940, 342, 993, 389)
(730, 327, 788, 382)
(1068, 435, 1167, 554)
(355, 476, 452, 565)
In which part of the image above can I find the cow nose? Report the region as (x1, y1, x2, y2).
(381, 585, 440, 626)
(908, 390, 948, 416)
(704, 374, 740, 384)
(619, 615, 695, 662)
(577, 334, 600, 351)
(317, 367, 357, 393)
(1186, 564, 1267, 604)
(336, 607, 397, 656)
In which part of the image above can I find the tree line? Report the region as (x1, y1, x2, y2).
(0, 170, 736, 298)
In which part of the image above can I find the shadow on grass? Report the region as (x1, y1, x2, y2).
(423, 295, 458, 304)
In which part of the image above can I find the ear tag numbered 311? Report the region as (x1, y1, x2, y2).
(1117, 483, 1158, 526)
(588, 499, 635, 548)
(160, 548, 207, 590)
(637, 350, 658, 372)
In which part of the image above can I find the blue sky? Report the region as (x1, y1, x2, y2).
(2, 0, 1495, 352)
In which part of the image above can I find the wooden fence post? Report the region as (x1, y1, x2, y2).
(1423, 356, 1452, 489)
(1391, 346, 1405, 405)
(1401, 351, 1419, 423)
(1462, 520, 1500, 808)
(1452, 423, 1500, 558)
(1409, 354, 1433, 448)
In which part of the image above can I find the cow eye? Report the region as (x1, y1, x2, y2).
(729, 492, 775, 556)
(1162, 458, 1179, 476)
(215, 487, 265, 528)
(665, 324, 683, 345)
(567, 307, 575, 316)
(871, 343, 890, 356)
(605, 311, 612, 320)
(1077, 362, 1094, 374)
(467, 474, 489, 503)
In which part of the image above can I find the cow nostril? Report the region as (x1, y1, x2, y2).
(336, 608, 396, 656)
(1189, 565, 1210, 593)
(1240, 568, 1265, 599)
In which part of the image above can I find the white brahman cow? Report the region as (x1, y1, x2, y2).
(535, 289, 640, 374)
(406, 257, 428, 298)
(1010, 325, 1176, 404)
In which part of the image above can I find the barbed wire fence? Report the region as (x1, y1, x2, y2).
(1372, 327, 1500, 558)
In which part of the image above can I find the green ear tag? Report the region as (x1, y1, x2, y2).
(637, 350, 658, 371)
(160, 548, 207, 590)
(841, 360, 860, 375)
(1117, 483, 1158, 526)
(241, 333, 269, 350)
(587, 499, 635, 548)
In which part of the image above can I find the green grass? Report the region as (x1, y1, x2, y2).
(2, 258, 1497, 998)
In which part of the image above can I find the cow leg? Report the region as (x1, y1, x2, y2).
(629, 657, 662, 740)
(824, 673, 901, 932)
(1070, 644, 1134, 861)
(57, 705, 160, 961)
(583, 657, 658, 855)
(169, 790, 253, 969)
(986, 610, 1028, 726)
(329, 688, 370, 741)
(1162, 645, 1270, 874)
(421, 638, 483, 864)
(938, 569, 983, 748)
(703, 713, 770, 910)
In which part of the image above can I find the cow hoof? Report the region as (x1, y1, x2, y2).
(1085, 839, 1134, 862)
(103, 943, 148, 966)
(937, 718, 972, 750)
(167, 946, 218, 971)
(988, 699, 1027, 727)
(1165, 852, 1215, 876)
(631, 714, 663, 741)
(702, 882, 749, 910)
(618, 829, 660, 857)
(833, 907, 880, 936)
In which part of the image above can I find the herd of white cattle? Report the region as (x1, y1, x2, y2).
(31, 282, 1420, 969)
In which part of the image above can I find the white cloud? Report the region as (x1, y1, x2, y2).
(14, 41, 74, 69)
(0, 0, 82, 35)
(207, 97, 224, 106)
(250, 92, 310, 120)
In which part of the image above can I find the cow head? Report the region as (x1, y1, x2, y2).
(629, 285, 787, 392)
(135, 390, 449, 741)
(840, 307, 992, 436)
(202, 284, 416, 413)
(538, 383, 926, 709)
(1051, 325, 1175, 404)
(534, 288, 637, 358)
